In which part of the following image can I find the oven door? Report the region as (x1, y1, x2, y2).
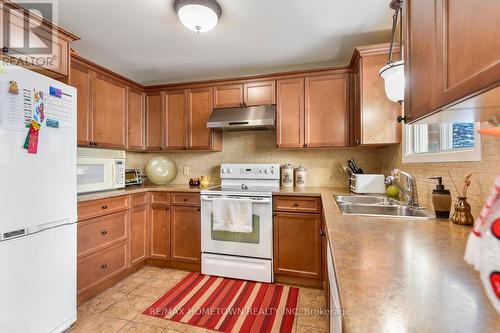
(201, 194, 273, 259)
(77, 158, 121, 194)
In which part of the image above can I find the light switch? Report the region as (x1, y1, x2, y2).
(183, 166, 189, 176)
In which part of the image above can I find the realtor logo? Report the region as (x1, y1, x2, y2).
(1, 1, 57, 55)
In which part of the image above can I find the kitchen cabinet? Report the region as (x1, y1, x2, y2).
(305, 74, 349, 147)
(130, 205, 148, 267)
(149, 193, 171, 260)
(188, 87, 222, 151)
(127, 87, 146, 150)
(213, 80, 276, 108)
(404, 0, 500, 122)
(0, 2, 78, 79)
(146, 91, 164, 150)
(170, 206, 201, 264)
(276, 78, 305, 148)
(213, 84, 244, 108)
(351, 44, 401, 145)
(273, 211, 322, 280)
(70, 60, 93, 146)
(165, 90, 188, 150)
(92, 72, 127, 148)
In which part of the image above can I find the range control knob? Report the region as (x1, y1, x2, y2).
(260, 169, 264, 173)
(227, 168, 232, 174)
(270, 168, 276, 174)
(264, 169, 269, 174)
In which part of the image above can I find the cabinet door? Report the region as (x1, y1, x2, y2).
(305, 74, 349, 147)
(213, 84, 243, 108)
(170, 206, 201, 264)
(149, 203, 170, 260)
(146, 91, 164, 150)
(188, 87, 216, 150)
(130, 206, 148, 266)
(276, 78, 304, 148)
(273, 212, 321, 279)
(435, 0, 500, 111)
(127, 87, 146, 150)
(165, 90, 187, 150)
(244, 80, 276, 106)
(92, 72, 127, 148)
(70, 60, 92, 146)
(404, 0, 439, 121)
(357, 53, 401, 145)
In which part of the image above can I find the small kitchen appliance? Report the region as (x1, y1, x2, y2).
(350, 174, 386, 194)
(200, 163, 280, 283)
(125, 169, 143, 186)
(77, 148, 125, 193)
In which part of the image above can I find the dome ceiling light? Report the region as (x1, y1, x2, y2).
(174, 0, 222, 34)
(379, 0, 404, 104)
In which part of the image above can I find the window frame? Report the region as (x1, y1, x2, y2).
(402, 122, 481, 163)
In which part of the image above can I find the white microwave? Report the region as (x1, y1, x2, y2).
(77, 148, 126, 194)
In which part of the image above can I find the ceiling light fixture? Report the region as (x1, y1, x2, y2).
(174, 0, 222, 34)
(379, 0, 404, 103)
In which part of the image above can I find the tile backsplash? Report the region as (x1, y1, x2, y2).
(126, 131, 382, 187)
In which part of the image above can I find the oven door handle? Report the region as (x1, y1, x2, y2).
(201, 196, 271, 204)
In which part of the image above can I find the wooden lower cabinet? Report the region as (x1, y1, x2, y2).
(273, 211, 322, 280)
(149, 202, 171, 260)
(170, 206, 201, 264)
(130, 206, 148, 266)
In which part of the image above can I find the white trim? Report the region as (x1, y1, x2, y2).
(403, 122, 481, 163)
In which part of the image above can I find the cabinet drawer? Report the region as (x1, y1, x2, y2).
(274, 196, 321, 213)
(171, 192, 200, 206)
(131, 193, 148, 207)
(78, 196, 129, 221)
(77, 242, 127, 295)
(150, 192, 170, 205)
(77, 210, 128, 258)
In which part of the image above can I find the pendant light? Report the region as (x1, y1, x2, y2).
(379, 0, 404, 103)
(174, 0, 222, 34)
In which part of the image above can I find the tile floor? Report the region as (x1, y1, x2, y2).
(69, 266, 329, 333)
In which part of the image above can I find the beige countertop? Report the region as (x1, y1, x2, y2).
(77, 185, 500, 332)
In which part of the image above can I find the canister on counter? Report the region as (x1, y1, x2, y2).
(295, 166, 307, 187)
(282, 164, 294, 187)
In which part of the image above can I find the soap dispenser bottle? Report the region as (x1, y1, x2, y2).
(429, 177, 451, 218)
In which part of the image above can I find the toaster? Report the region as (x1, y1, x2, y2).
(349, 174, 386, 194)
(125, 169, 143, 186)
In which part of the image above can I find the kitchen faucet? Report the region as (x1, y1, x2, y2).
(385, 171, 419, 207)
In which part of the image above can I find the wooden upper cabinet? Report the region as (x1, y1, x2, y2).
(435, 0, 500, 110)
(165, 90, 188, 150)
(213, 84, 243, 108)
(352, 45, 401, 146)
(170, 206, 201, 264)
(70, 60, 92, 146)
(188, 87, 221, 151)
(305, 74, 349, 147)
(244, 81, 276, 106)
(145, 91, 164, 151)
(127, 87, 145, 150)
(276, 78, 304, 148)
(92, 72, 127, 148)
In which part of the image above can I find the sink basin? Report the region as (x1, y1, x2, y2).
(334, 195, 434, 219)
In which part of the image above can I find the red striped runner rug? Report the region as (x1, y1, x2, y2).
(143, 272, 299, 332)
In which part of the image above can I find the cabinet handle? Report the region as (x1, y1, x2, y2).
(183, 198, 188, 201)
(165, 206, 170, 211)
(273, 213, 277, 217)
(93, 142, 98, 147)
(303, 143, 308, 148)
(102, 205, 108, 209)
(196, 208, 201, 211)
(397, 115, 408, 124)
(320, 229, 325, 237)
(101, 230, 108, 235)
(293, 203, 299, 207)
(101, 264, 108, 270)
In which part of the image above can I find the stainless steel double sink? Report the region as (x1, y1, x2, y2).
(334, 195, 435, 219)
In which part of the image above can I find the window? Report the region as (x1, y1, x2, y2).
(403, 122, 481, 163)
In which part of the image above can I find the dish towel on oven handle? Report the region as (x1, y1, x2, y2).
(464, 175, 500, 314)
(212, 198, 253, 233)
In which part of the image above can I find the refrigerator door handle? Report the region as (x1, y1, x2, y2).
(0, 218, 74, 242)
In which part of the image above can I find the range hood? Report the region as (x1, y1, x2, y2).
(207, 105, 276, 131)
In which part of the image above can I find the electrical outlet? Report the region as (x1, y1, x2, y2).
(183, 166, 189, 176)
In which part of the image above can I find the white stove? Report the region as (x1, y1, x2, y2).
(200, 163, 280, 283)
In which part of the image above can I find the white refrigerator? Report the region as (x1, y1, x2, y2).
(0, 62, 77, 333)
